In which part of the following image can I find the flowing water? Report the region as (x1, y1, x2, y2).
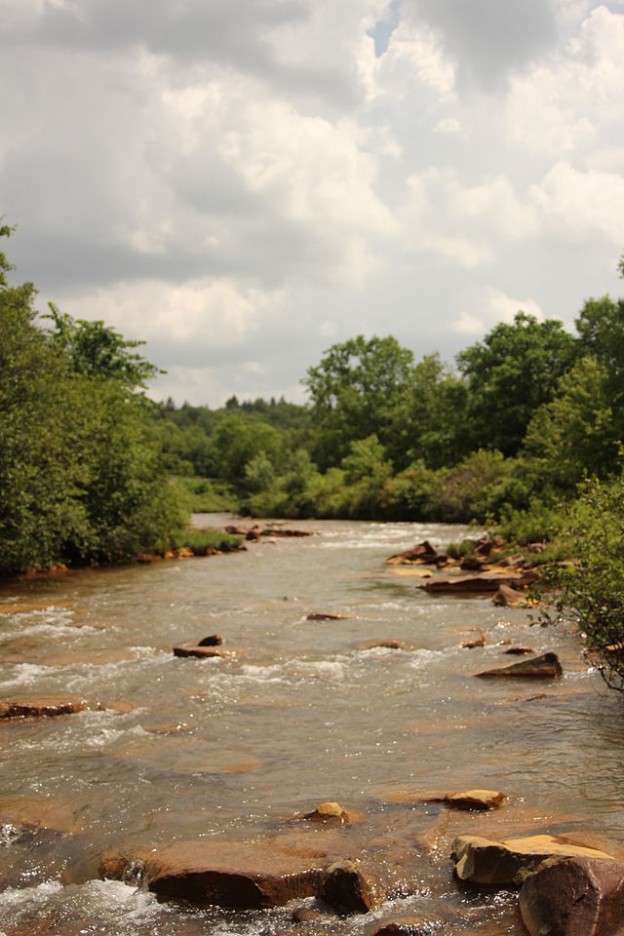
(1, 517, 623, 935)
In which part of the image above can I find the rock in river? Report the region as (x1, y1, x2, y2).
(475, 652, 562, 680)
(452, 833, 616, 887)
(0, 696, 88, 719)
(519, 856, 624, 936)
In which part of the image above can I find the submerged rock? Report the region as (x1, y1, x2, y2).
(0, 696, 88, 719)
(452, 833, 616, 887)
(519, 856, 624, 936)
(475, 652, 562, 680)
(306, 612, 349, 621)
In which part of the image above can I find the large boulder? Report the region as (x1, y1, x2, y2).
(101, 840, 325, 909)
(475, 652, 562, 680)
(452, 834, 616, 887)
(519, 856, 624, 936)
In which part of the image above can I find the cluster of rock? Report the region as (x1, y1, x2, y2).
(386, 537, 540, 607)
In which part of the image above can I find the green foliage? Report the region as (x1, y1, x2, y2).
(0, 227, 186, 573)
(175, 527, 243, 555)
(457, 312, 576, 457)
(540, 472, 624, 691)
(523, 355, 618, 493)
(304, 335, 414, 468)
(425, 450, 531, 523)
(45, 303, 160, 390)
(171, 477, 237, 513)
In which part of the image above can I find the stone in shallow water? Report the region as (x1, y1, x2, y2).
(475, 652, 562, 680)
(101, 840, 325, 909)
(452, 833, 616, 887)
(0, 696, 88, 719)
(172, 645, 233, 659)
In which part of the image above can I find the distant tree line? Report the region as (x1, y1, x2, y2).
(157, 285, 624, 528)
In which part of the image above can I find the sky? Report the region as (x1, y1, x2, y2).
(1, 0, 623, 407)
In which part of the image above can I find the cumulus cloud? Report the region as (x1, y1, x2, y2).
(0, 0, 622, 404)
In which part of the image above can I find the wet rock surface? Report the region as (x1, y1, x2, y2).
(0, 696, 88, 719)
(519, 856, 624, 936)
(475, 651, 562, 680)
(453, 833, 616, 886)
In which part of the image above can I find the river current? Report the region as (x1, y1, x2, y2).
(1, 517, 623, 935)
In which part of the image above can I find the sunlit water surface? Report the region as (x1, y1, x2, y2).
(1, 517, 622, 935)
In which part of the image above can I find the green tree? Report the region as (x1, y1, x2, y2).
(304, 335, 414, 469)
(523, 355, 617, 494)
(457, 312, 576, 457)
(0, 227, 185, 572)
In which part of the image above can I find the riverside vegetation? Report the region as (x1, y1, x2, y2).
(2, 222, 624, 688)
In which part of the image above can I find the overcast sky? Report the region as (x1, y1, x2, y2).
(1, 0, 623, 406)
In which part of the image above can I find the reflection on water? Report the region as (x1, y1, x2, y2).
(1, 517, 623, 934)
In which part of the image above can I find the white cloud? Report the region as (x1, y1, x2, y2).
(530, 162, 624, 245)
(454, 289, 544, 335)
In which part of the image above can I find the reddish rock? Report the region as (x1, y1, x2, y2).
(0, 697, 88, 720)
(320, 859, 378, 914)
(493, 583, 533, 607)
(420, 570, 538, 594)
(365, 640, 413, 651)
(296, 801, 357, 824)
(502, 646, 534, 656)
(198, 634, 223, 646)
(452, 834, 615, 887)
(475, 652, 562, 680)
(385, 541, 440, 566)
(172, 645, 233, 659)
(519, 856, 624, 936)
(292, 907, 323, 923)
(101, 840, 326, 909)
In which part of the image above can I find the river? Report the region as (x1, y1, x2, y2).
(1, 517, 623, 935)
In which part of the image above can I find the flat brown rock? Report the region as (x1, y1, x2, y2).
(172, 645, 234, 659)
(453, 833, 616, 886)
(306, 612, 349, 621)
(420, 570, 538, 594)
(475, 652, 562, 680)
(0, 696, 88, 720)
(101, 840, 327, 909)
(377, 789, 505, 811)
(295, 801, 360, 824)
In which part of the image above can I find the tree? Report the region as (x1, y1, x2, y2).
(0, 227, 185, 572)
(543, 472, 624, 692)
(523, 355, 617, 494)
(457, 312, 576, 457)
(304, 335, 414, 469)
(45, 303, 160, 390)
